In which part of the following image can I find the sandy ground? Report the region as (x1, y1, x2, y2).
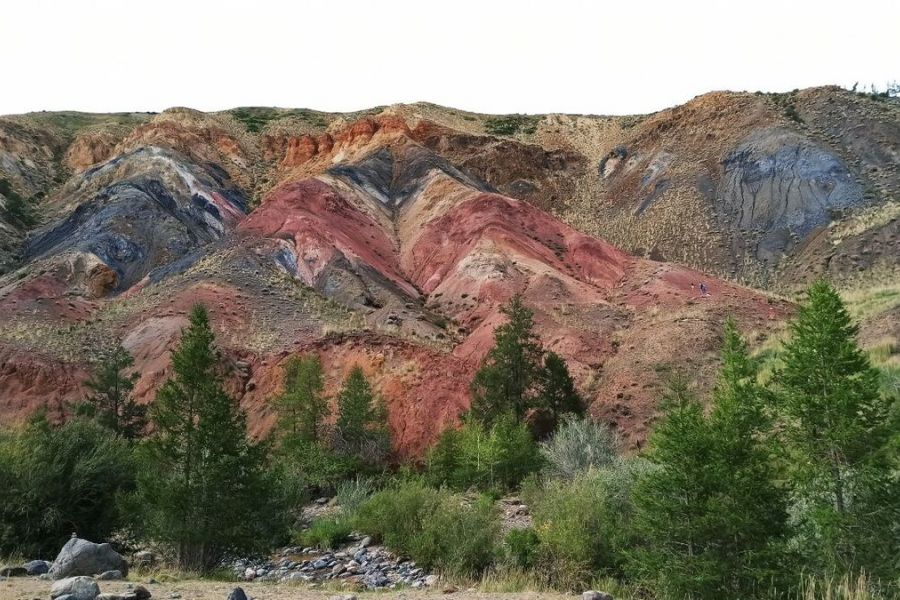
(2, 577, 570, 600)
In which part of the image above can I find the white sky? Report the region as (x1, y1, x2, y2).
(1, 0, 897, 116)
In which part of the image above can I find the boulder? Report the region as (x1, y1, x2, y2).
(24, 559, 51, 575)
(97, 569, 123, 580)
(50, 576, 101, 600)
(49, 538, 129, 580)
(582, 591, 613, 600)
(226, 588, 248, 600)
(132, 585, 152, 600)
(0, 565, 27, 577)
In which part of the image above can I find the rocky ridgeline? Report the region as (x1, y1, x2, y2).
(227, 536, 438, 589)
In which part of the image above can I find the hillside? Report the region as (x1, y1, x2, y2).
(0, 87, 896, 455)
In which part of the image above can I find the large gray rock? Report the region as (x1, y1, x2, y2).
(49, 538, 129, 580)
(50, 576, 101, 600)
(23, 559, 51, 575)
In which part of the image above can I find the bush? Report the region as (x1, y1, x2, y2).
(0, 178, 37, 228)
(354, 480, 443, 553)
(525, 458, 652, 589)
(540, 415, 618, 480)
(354, 481, 499, 577)
(277, 440, 359, 495)
(296, 517, 353, 550)
(426, 415, 543, 492)
(484, 115, 539, 136)
(0, 415, 136, 557)
(501, 528, 541, 570)
(336, 476, 377, 516)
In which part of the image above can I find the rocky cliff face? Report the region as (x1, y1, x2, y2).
(0, 88, 895, 455)
(719, 128, 863, 264)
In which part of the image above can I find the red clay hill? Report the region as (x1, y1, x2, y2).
(0, 108, 796, 456)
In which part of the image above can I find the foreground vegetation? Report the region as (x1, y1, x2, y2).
(0, 283, 897, 599)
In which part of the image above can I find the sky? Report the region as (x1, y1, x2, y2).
(1, 0, 897, 116)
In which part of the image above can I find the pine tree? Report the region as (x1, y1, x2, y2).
(334, 366, 390, 464)
(77, 345, 146, 439)
(630, 322, 788, 599)
(470, 294, 545, 426)
(276, 354, 328, 446)
(132, 304, 277, 572)
(537, 351, 584, 429)
(777, 281, 897, 576)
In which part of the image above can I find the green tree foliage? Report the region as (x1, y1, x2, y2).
(537, 351, 584, 426)
(0, 414, 135, 557)
(629, 322, 788, 599)
(470, 296, 583, 435)
(426, 414, 543, 492)
(334, 366, 390, 465)
(75, 345, 146, 440)
(130, 305, 281, 571)
(271, 355, 354, 496)
(776, 281, 898, 577)
(276, 354, 328, 446)
(0, 178, 37, 228)
(470, 295, 545, 426)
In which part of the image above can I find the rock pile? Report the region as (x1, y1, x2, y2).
(226, 538, 437, 589)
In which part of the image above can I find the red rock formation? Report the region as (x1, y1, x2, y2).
(0, 112, 794, 457)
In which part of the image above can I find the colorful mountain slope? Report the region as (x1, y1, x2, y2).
(0, 88, 895, 455)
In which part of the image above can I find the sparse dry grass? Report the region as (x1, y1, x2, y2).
(1, 576, 574, 600)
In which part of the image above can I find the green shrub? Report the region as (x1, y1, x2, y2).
(408, 495, 498, 577)
(426, 415, 543, 492)
(353, 481, 499, 576)
(354, 480, 442, 552)
(335, 476, 377, 516)
(484, 115, 540, 136)
(296, 517, 353, 550)
(501, 527, 541, 569)
(540, 415, 618, 480)
(525, 458, 652, 589)
(277, 440, 359, 495)
(0, 415, 136, 557)
(0, 178, 37, 228)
